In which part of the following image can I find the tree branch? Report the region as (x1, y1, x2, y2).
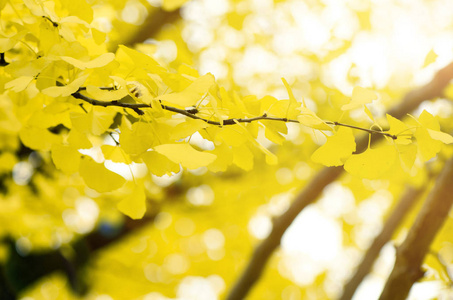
(339, 186, 424, 300)
(379, 156, 453, 300)
(226, 61, 453, 300)
(116, 8, 181, 49)
(71, 91, 398, 139)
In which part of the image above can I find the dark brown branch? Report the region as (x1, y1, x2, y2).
(0, 53, 8, 66)
(226, 61, 453, 300)
(379, 156, 453, 300)
(72, 91, 398, 139)
(116, 8, 180, 49)
(339, 186, 424, 300)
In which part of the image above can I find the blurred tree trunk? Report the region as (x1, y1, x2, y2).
(379, 156, 453, 300)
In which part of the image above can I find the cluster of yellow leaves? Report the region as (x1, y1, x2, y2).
(2, 0, 452, 223)
(306, 86, 453, 179)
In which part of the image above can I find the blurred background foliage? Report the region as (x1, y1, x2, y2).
(1, 0, 453, 299)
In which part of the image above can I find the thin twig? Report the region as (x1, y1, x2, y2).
(71, 91, 398, 139)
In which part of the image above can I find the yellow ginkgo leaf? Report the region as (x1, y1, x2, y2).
(386, 114, 412, 145)
(344, 145, 397, 179)
(79, 156, 125, 193)
(281, 78, 303, 118)
(159, 73, 215, 107)
(5, 76, 34, 92)
(60, 53, 115, 70)
(216, 126, 249, 146)
(86, 85, 128, 101)
(117, 187, 146, 219)
(51, 144, 80, 174)
(118, 45, 162, 72)
(120, 122, 154, 155)
(311, 127, 356, 167)
(170, 119, 208, 141)
(397, 144, 417, 172)
(91, 28, 106, 44)
(67, 129, 92, 149)
(417, 110, 453, 144)
(415, 127, 442, 162)
(19, 126, 61, 151)
(418, 110, 439, 130)
(59, 0, 93, 23)
(42, 74, 89, 97)
(232, 144, 254, 171)
(423, 49, 438, 68)
(206, 144, 233, 173)
(154, 143, 217, 170)
(101, 145, 132, 164)
(364, 106, 375, 123)
(297, 107, 333, 131)
(341, 86, 377, 111)
(427, 129, 453, 144)
(70, 107, 115, 136)
(141, 150, 180, 176)
(282, 78, 299, 106)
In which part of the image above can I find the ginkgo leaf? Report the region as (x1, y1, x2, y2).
(282, 78, 300, 108)
(341, 86, 377, 111)
(141, 150, 180, 176)
(154, 143, 217, 170)
(297, 107, 333, 131)
(60, 53, 115, 70)
(0, 30, 27, 52)
(91, 28, 106, 44)
(59, 0, 93, 23)
(42, 75, 89, 97)
(427, 129, 453, 144)
(5, 76, 34, 92)
(206, 144, 233, 173)
(278, 79, 303, 119)
(418, 110, 439, 130)
(118, 45, 163, 72)
(86, 85, 128, 101)
(413, 110, 451, 161)
(120, 122, 154, 155)
(159, 73, 215, 107)
(415, 127, 442, 162)
(216, 126, 249, 146)
(51, 144, 80, 174)
(232, 144, 254, 171)
(170, 119, 208, 141)
(79, 156, 125, 193)
(117, 187, 146, 219)
(344, 145, 397, 179)
(311, 127, 356, 167)
(67, 129, 92, 149)
(397, 144, 417, 172)
(19, 126, 62, 151)
(102, 145, 132, 164)
(364, 106, 376, 123)
(70, 107, 115, 136)
(423, 49, 438, 68)
(417, 110, 453, 144)
(386, 114, 412, 145)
